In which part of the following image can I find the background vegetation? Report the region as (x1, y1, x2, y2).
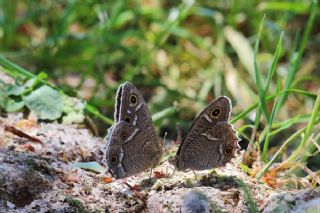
(0, 0, 319, 189)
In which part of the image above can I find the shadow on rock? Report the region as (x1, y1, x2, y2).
(0, 149, 55, 208)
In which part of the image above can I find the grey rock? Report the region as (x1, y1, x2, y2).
(263, 188, 320, 213)
(181, 190, 209, 213)
(147, 186, 246, 213)
(0, 149, 55, 208)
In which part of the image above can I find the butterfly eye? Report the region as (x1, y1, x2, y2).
(110, 156, 118, 164)
(224, 147, 233, 156)
(124, 116, 131, 123)
(210, 107, 222, 118)
(121, 131, 127, 140)
(129, 94, 138, 106)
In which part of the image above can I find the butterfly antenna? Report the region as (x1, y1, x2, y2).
(176, 123, 182, 144)
(163, 131, 168, 145)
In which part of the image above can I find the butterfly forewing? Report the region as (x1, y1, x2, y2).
(174, 96, 239, 171)
(104, 82, 162, 178)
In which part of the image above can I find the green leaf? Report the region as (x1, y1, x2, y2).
(62, 96, 85, 124)
(23, 85, 64, 120)
(71, 161, 107, 174)
(4, 98, 25, 112)
(258, 2, 310, 13)
(0, 84, 25, 112)
(6, 84, 26, 96)
(62, 112, 85, 124)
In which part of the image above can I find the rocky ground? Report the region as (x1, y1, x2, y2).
(0, 113, 320, 212)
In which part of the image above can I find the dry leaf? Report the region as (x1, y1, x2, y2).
(154, 171, 168, 179)
(102, 176, 113, 183)
(131, 184, 141, 191)
(15, 119, 37, 130)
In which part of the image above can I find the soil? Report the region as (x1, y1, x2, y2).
(0, 113, 319, 213)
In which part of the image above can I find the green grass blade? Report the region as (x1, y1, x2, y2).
(256, 127, 307, 180)
(276, 0, 318, 110)
(124, 0, 195, 81)
(85, 104, 113, 125)
(264, 32, 283, 98)
(231, 89, 318, 124)
(253, 14, 270, 123)
(0, 55, 35, 78)
(258, 2, 310, 13)
(152, 106, 179, 124)
(261, 33, 284, 161)
(287, 88, 320, 162)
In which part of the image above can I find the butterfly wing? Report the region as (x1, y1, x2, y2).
(174, 96, 239, 171)
(104, 82, 162, 178)
(114, 82, 153, 129)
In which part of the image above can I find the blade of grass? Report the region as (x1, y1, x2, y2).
(275, 0, 318, 111)
(124, 0, 195, 80)
(85, 104, 113, 125)
(257, 88, 320, 180)
(258, 2, 310, 13)
(259, 2, 317, 163)
(269, 113, 320, 136)
(271, 110, 320, 128)
(0, 55, 35, 79)
(231, 89, 318, 124)
(152, 106, 179, 124)
(1, 1, 17, 48)
(264, 32, 284, 99)
(256, 127, 307, 180)
(253, 14, 270, 124)
(261, 33, 284, 161)
(286, 88, 320, 162)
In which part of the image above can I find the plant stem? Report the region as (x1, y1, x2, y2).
(286, 88, 320, 162)
(256, 127, 306, 180)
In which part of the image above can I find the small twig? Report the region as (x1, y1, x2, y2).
(4, 124, 43, 144)
(297, 163, 320, 186)
(122, 181, 147, 203)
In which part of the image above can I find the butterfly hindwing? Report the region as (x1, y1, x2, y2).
(104, 82, 162, 178)
(174, 96, 239, 171)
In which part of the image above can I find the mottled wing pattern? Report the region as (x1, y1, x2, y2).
(174, 96, 239, 171)
(104, 82, 162, 178)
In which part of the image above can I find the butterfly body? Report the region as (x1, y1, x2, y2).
(172, 96, 239, 171)
(104, 82, 162, 179)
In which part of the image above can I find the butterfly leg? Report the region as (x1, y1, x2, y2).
(149, 168, 153, 179)
(176, 123, 183, 143)
(193, 170, 198, 180)
(166, 165, 176, 177)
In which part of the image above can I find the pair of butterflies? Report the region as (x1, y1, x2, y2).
(104, 82, 239, 179)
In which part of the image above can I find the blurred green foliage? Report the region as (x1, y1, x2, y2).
(0, 0, 319, 166)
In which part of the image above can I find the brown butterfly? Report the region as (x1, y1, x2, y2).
(170, 96, 239, 171)
(104, 82, 163, 178)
